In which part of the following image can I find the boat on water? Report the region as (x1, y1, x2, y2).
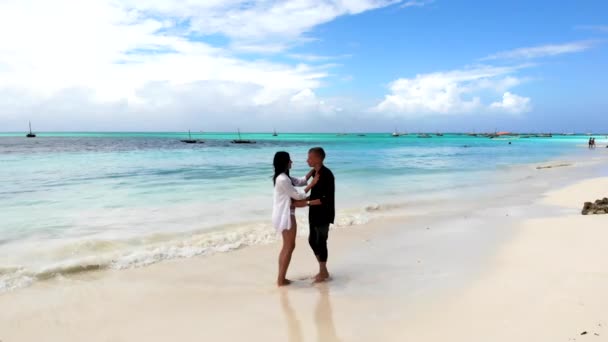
(435, 132, 444, 136)
(488, 131, 512, 139)
(26, 121, 36, 138)
(417, 133, 432, 138)
(232, 129, 256, 144)
(272, 129, 278, 137)
(180, 130, 204, 143)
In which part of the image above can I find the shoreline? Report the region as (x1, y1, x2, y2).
(2, 148, 607, 293)
(1, 150, 608, 341)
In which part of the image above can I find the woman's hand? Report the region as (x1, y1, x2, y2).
(304, 172, 320, 193)
(305, 168, 315, 180)
(311, 172, 321, 185)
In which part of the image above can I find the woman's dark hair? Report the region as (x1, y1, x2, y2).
(273, 151, 291, 185)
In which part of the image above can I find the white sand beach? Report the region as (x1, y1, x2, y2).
(1, 154, 608, 342)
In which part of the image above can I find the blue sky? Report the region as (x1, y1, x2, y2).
(0, 0, 607, 132)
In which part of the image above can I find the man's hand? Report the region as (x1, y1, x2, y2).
(291, 199, 322, 207)
(292, 200, 308, 208)
(309, 199, 322, 206)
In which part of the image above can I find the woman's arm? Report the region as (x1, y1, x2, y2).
(290, 176, 308, 187)
(279, 176, 307, 200)
(290, 169, 315, 187)
(304, 172, 320, 193)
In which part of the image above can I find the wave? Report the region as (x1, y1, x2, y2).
(0, 206, 385, 293)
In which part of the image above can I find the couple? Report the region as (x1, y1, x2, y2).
(272, 147, 335, 287)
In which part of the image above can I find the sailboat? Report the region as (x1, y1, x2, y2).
(232, 129, 256, 144)
(272, 129, 278, 137)
(180, 130, 203, 143)
(26, 121, 36, 138)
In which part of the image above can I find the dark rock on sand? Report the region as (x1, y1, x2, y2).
(582, 199, 608, 215)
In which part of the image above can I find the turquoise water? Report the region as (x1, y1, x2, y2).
(0, 132, 600, 291)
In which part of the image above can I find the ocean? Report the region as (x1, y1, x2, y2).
(0, 132, 599, 291)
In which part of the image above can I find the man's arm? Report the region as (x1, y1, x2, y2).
(292, 199, 322, 207)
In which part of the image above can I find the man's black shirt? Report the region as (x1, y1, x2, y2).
(309, 166, 335, 225)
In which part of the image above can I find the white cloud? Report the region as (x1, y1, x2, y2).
(119, 0, 399, 50)
(401, 0, 434, 8)
(490, 92, 531, 114)
(287, 53, 352, 62)
(0, 0, 395, 130)
(480, 40, 596, 61)
(373, 65, 529, 115)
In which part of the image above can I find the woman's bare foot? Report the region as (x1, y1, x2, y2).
(277, 279, 293, 287)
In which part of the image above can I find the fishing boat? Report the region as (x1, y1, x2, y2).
(180, 130, 203, 143)
(26, 121, 36, 138)
(488, 131, 512, 139)
(232, 129, 256, 144)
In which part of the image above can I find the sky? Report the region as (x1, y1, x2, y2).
(0, 0, 607, 133)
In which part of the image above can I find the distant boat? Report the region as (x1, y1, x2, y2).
(357, 134, 366, 137)
(232, 129, 256, 144)
(272, 129, 278, 137)
(392, 128, 401, 137)
(180, 130, 203, 144)
(417, 133, 432, 138)
(26, 121, 36, 138)
(435, 132, 444, 137)
(489, 131, 511, 139)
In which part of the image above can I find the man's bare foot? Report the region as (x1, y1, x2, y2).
(277, 279, 292, 287)
(313, 272, 330, 283)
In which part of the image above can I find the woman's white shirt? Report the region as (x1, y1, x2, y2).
(272, 174, 308, 232)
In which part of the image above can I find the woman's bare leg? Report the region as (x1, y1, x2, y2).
(278, 217, 297, 286)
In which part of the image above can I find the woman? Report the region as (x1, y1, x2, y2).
(272, 151, 321, 286)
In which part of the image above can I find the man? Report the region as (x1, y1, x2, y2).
(306, 147, 335, 282)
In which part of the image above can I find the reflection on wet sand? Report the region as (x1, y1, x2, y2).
(279, 285, 341, 342)
(280, 289, 304, 342)
(314, 284, 341, 342)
